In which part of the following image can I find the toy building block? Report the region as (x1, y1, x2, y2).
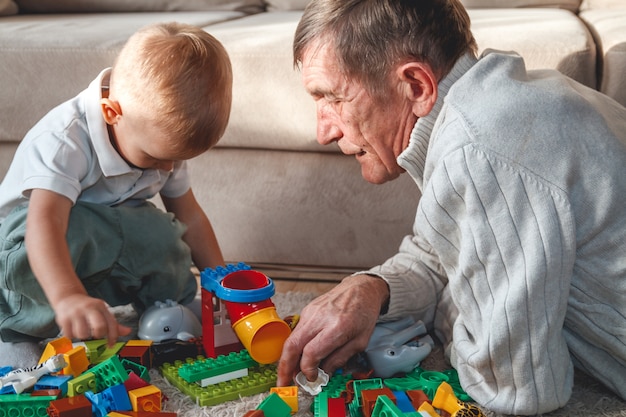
(160, 358, 277, 407)
(327, 397, 347, 417)
(128, 385, 162, 412)
(89, 355, 130, 392)
(361, 388, 396, 417)
(120, 343, 153, 370)
(393, 391, 416, 413)
(177, 350, 256, 385)
(92, 341, 126, 364)
(257, 392, 292, 417)
(370, 395, 404, 417)
(122, 358, 150, 382)
(0, 393, 59, 417)
(40, 336, 74, 363)
(351, 378, 384, 408)
(47, 394, 92, 417)
(86, 383, 132, 417)
(125, 372, 152, 392)
(31, 388, 62, 397)
(67, 371, 96, 396)
(243, 411, 265, 417)
(431, 381, 485, 417)
(201, 266, 248, 359)
(108, 412, 177, 417)
(417, 401, 440, 417)
(406, 390, 430, 410)
(270, 386, 299, 412)
(61, 346, 90, 377)
(34, 374, 73, 396)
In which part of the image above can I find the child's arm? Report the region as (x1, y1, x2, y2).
(25, 189, 130, 346)
(161, 188, 225, 270)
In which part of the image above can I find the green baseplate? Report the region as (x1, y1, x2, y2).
(160, 349, 471, 412)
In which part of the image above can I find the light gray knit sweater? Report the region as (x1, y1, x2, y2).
(368, 50, 626, 415)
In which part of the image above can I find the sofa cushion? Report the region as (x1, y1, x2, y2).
(0, 11, 245, 144)
(579, 8, 626, 106)
(470, 8, 596, 88)
(265, 0, 309, 11)
(580, 0, 624, 9)
(14, 0, 264, 14)
(264, 0, 583, 12)
(0, 0, 17, 15)
(206, 11, 322, 152)
(461, 0, 581, 12)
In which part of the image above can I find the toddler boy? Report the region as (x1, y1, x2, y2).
(0, 22, 232, 366)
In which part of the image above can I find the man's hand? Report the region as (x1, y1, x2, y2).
(277, 274, 389, 386)
(53, 293, 131, 347)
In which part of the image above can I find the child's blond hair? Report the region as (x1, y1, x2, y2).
(110, 22, 232, 158)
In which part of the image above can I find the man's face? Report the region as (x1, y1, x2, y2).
(301, 42, 417, 184)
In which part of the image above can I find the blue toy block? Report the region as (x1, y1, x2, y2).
(86, 383, 132, 417)
(34, 374, 73, 396)
(393, 390, 416, 413)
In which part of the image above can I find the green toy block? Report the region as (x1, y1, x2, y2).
(352, 378, 383, 407)
(257, 392, 292, 417)
(121, 358, 150, 382)
(161, 358, 277, 407)
(67, 371, 97, 396)
(88, 355, 129, 391)
(0, 394, 57, 417)
(178, 350, 256, 383)
(371, 395, 404, 417)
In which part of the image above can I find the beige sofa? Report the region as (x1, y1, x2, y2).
(1, 0, 624, 274)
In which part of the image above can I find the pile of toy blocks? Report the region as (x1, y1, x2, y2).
(0, 336, 174, 417)
(310, 367, 483, 417)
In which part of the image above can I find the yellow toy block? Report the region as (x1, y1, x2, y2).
(270, 386, 299, 413)
(39, 337, 73, 364)
(129, 385, 162, 412)
(61, 346, 89, 377)
(418, 401, 439, 417)
(432, 381, 485, 417)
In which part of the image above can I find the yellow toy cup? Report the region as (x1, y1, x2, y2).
(231, 306, 291, 364)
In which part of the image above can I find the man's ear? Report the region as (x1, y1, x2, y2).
(100, 98, 122, 125)
(396, 62, 438, 117)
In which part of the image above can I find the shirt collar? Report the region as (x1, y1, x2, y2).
(397, 53, 478, 189)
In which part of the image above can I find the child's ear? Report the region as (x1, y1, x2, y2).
(100, 98, 122, 125)
(396, 61, 438, 117)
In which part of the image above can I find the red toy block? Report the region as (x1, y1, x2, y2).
(47, 394, 92, 417)
(120, 344, 153, 369)
(242, 410, 265, 417)
(327, 397, 347, 417)
(406, 389, 431, 409)
(361, 388, 396, 417)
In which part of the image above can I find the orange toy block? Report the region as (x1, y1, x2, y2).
(129, 385, 162, 412)
(270, 386, 299, 412)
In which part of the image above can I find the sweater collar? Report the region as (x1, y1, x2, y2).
(397, 53, 477, 189)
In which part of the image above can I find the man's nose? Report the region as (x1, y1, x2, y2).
(316, 112, 342, 146)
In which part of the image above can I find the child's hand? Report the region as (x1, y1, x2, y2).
(53, 293, 132, 347)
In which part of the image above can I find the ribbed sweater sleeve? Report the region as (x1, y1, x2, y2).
(428, 142, 575, 414)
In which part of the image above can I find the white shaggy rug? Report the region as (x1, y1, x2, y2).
(112, 291, 626, 417)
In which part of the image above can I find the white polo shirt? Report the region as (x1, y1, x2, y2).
(0, 68, 191, 221)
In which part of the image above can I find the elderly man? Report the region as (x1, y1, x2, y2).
(276, 0, 626, 415)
